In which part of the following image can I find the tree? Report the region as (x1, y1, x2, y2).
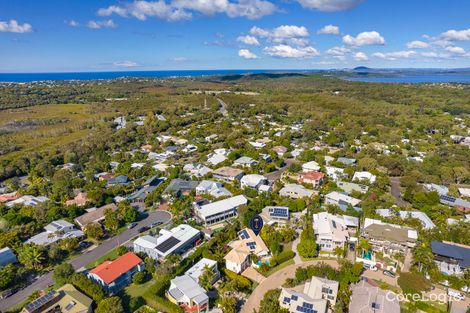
(333, 246, 344, 259)
(104, 209, 120, 231)
(297, 226, 317, 259)
(132, 271, 147, 285)
(18, 244, 46, 270)
(53, 263, 74, 287)
(122, 206, 138, 223)
(84, 223, 104, 240)
(257, 289, 289, 313)
(219, 296, 237, 313)
(95, 296, 124, 313)
(71, 273, 105, 302)
(198, 265, 215, 291)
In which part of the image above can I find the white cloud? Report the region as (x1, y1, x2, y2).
(445, 46, 466, 55)
(333, 55, 346, 61)
(372, 50, 417, 60)
(87, 20, 117, 29)
(0, 19, 32, 33)
(113, 61, 139, 67)
(98, 0, 276, 22)
(237, 35, 260, 45)
(440, 28, 470, 41)
(420, 51, 451, 59)
(326, 46, 350, 56)
(317, 24, 339, 35)
(264, 44, 319, 58)
(65, 20, 79, 27)
(238, 49, 258, 59)
(353, 52, 368, 61)
(296, 0, 363, 12)
(172, 57, 189, 62)
(251, 25, 309, 39)
(406, 40, 429, 49)
(342, 31, 385, 46)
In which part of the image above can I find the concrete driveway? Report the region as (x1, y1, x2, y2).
(240, 259, 339, 313)
(0, 210, 172, 312)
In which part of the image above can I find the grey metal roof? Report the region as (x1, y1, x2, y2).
(431, 241, 470, 268)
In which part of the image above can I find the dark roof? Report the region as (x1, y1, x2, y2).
(106, 175, 129, 186)
(164, 179, 198, 194)
(431, 241, 470, 268)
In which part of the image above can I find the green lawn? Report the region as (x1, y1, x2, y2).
(85, 246, 120, 269)
(265, 259, 295, 276)
(125, 280, 155, 298)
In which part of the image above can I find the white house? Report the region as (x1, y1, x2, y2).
(183, 163, 212, 178)
(196, 180, 232, 198)
(193, 195, 247, 226)
(233, 156, 257, 168)
(185, 258, 220, 284)
(6, 195, 49, 208)
(324, 191, 361, 210)
(240, 174, 268, 190)
(325, 166, 345, 181)
(279, 184, 316, 199)
(302, 161, 321, 172)
(25, 220, 84, 246)
(167, 275, 209, 313)
(352, 171, 376, 184)
(313, 212, 359, 252)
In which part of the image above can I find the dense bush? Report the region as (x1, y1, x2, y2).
(398, 272, 431, 295)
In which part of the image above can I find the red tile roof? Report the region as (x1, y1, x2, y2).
(299, 171, 325, 181)
(90, 252, 143, 284)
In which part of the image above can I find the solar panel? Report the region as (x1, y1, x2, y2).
(24, 291, 57, 311)
(283, 297, 291, 303)
(239, 230, 249, 239)
(440, 195, 456, 203)
(291, 295, 298, 301)
(246, 242, 257, 250)
(270, 207, 289, 217)
(155, 236, 181, 253)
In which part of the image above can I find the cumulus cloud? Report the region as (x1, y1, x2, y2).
(326, 46, 350, 56)
(440, 28, 470, 41)
(87, 20, 117, 29)
(98, 0, 276, 22)
(296, 0, 363, 11)
(445, 46, 466, 55)
(238, 49, 258, 59)
(65, 20, 80, 27)
(372, 50, 417, 60)
(264, 44, 319, 58)
(317, 24, 340, 35)
(237, 35, 260, 45)
(342, 31, 385, 46)
(113, 61, 139, 67)
(353, 51, 368, 61)
(406, 40, 429, 49)
(0, 19, 33, 33)
(251, 25, 309, 39)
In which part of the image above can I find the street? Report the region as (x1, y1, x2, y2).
(0, 210, 171, 312)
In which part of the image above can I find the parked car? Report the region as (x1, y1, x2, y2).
(127, 222, 138, 229)
(138, 226, 150, 233)
(383, 270, 396, 278)
(363, 263, 378, 271)
(448, 289, 465, 300)
(149, 221, 163, 228)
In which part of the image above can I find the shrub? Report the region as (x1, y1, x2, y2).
(398, 272, 431, 295)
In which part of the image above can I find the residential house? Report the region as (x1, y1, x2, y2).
(167, 275, 209, 313)
(88, 252, 144, 294)
(440, 194, 470, 213)
(212, 167, 245, 183)
(313, 212, 359, 253)
(249, 141, 266, 149)
(105, 175, 130, 188)
(279, 289, 327, 313)
(458, 187, 470, 198)
(298, 171, 325, 188)
(6, 195, 49, 208)
(0, 247, 17, 268)
(337, 157, 356, 166)
(193, 195, 247, 226)
(0, 191, 20, 203)
(337, 181, 369, 194)
(431, 241, 470, 277)
(65, 192, 89, 207)
(240, 174, 269, 190)
(352, 171, 377, 184)
(163, 179, 198, 200)
(233, 156, 257, 168)
(324, 191, 361, 211)
(325, 166, 345, 181)
(74, 203, 118, 230)
(196, 180, 232, 198)
(133, 224, 201, 260)
(21, 284, 93, 313)
(279, 184, 316, 199)
(25, 220, 84, 246)
(302, 161, 321, 172)
(261, 206, 290, 226)
(349, 278, 400, 313)
(183, 163, 212, 178)
(128, 176, 165, 203)
(224, 228, 269, 274)
(272, 146, 288, 157)
(376, 209, 436, 230)
(303, 276, 339, 305)
(185, 258, 220, 285)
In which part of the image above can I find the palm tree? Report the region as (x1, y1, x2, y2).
(18, 244, 46, 270)
(333, 246, 344, 259)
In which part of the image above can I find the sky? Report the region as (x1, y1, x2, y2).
(1, 0, 470, 72)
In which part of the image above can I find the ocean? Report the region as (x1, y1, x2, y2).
(0, 69, 313, 83)
(345, 73, 470, 83)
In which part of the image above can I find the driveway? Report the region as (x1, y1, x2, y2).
(361, 269, 398, 287)
(0, 210, 172, 312)
(240, 260, 338, 313)
(390, 177, 410, 207)
(265, 159, 295, 183)
(291, 230, 302, 265)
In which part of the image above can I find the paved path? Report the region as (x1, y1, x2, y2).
(240, 260, 338, 313)
(291, 231, 302, 265)
(0, 211, 171, 312)
(217, 98, 228, 116)
(390, 177, 410, 207)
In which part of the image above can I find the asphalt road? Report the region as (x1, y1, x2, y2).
(0, 210, 172, 312)
(390, 177, 410, 207)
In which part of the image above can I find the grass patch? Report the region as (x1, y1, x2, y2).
(265, 259, 295, 276)
(85, 246, 120, 269)
(125, 280, 155, 298)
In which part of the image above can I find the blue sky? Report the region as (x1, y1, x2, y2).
(1, 0, 470, 72)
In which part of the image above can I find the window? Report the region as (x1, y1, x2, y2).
(372, 302, 380, 309)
